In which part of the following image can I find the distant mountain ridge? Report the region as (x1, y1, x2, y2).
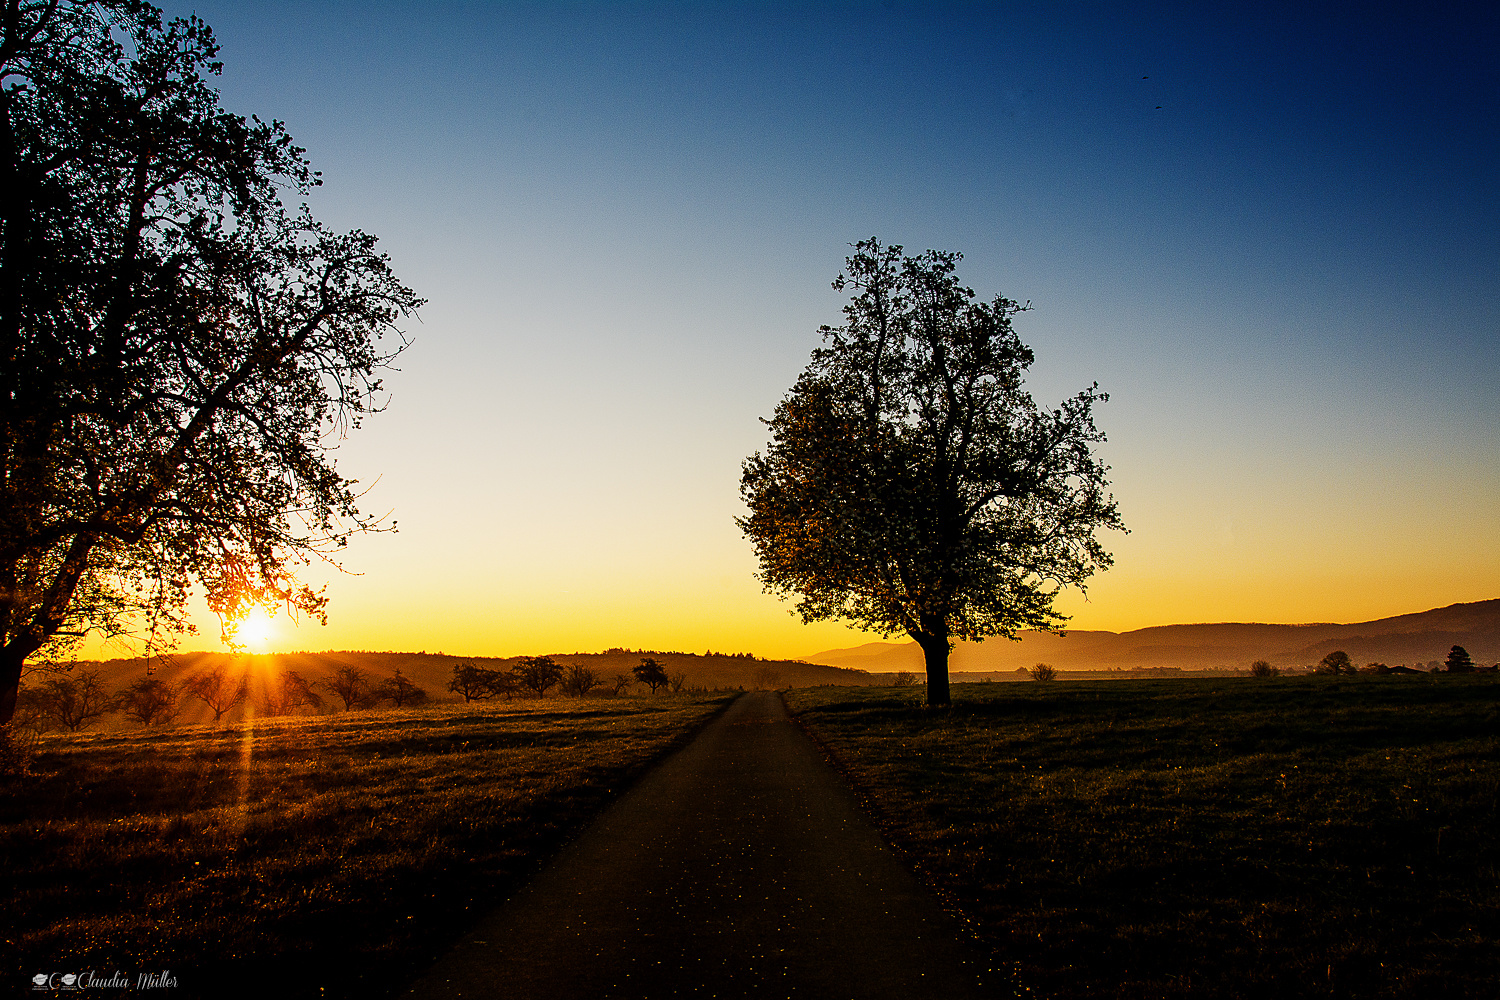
(804, 600, 1500, 674)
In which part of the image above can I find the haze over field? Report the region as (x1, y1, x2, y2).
(95, 3, 1497, 662)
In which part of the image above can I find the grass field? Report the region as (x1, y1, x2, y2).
(2, 695, 730, 998)
(786, 676, 1499, 999)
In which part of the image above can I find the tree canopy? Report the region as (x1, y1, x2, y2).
(0, 2, 420, 722)
(739, 239, 1122, 705)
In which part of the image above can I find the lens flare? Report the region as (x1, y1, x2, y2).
(230, 607, 275, 651)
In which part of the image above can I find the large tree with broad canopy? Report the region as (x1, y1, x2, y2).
(739, 239, 1122, 706)
(0, 1, 420, 723)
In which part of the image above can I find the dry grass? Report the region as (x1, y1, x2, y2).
(787, 675, 1500, 999)
(2, 695, 730, 998)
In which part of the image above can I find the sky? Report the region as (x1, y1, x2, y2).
(129, 1, 1499, 660)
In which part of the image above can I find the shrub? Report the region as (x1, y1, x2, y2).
(1249, 660, 1279, 678)
(892, 670, 918, 687)
(1029, 663, 1057, 682)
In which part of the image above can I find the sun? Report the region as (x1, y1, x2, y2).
(229, 607, 276, 651)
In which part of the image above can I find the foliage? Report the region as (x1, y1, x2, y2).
(323, 667, 375, 711)
(788, 675, 1500, 999)
(1445, 644, 1474, 674)
(0, 1, 422, 724)
(1249, 659, 1280, 678)
(116, 676, 179, 726)
(667, 670, 687, 694)
(633, 657, 669, 694)
(740, 240, 1122, 705)
(182, 666, 248, 722)
(512, 656, 562, 699)
(610, 673, 635, 696)
(375, 669, 427, 708)
(891, 670, 919, 688)
(559, 663, 602, 698)
(1315, 650, 1357, 676)
(1028, 662, 1057, 682)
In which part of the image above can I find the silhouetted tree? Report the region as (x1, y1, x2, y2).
(560, 664, 602, 698)
(633, 657, 669, 694)
(1029, 662, 1057, 682)
(740, 240, 1122, 706)
(0, 2, 421, 725)
(376, 669, 428, 707)
(1444, 645, 1475, 673)
(751, 666, 783, 690)
(892, 670, 918, 687)
(668, 670, 688, 694)
(37, 669, 114, 730)
(1249, 660, 1280, 678)
(513, 656, 563, 699)
(610, 673, 635, 696)
(1315, 650, 1356, 676)
(324, 667, 375, 710)
(183, 666, 248, 722)
(262, 670, 323, 716)
(118, 677, 180, 726)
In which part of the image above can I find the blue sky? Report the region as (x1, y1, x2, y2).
(157, 2, 1499, 657)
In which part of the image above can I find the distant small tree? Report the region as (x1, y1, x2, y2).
(513, 656, 563, 698)
(1445, 645, 1475, 674)
(1315, 650, 1356, 676)
(1029, 662, 1057, 682)
(892, 670, 918, 687)
(37, 670, 115, 731)
(560, 664, 602, 698)
(448, 662, 498, 702)
(184, 666, 249, 722)
(634, 657, 669, 694)
(263, 671, 323, 716)
(376, 669, 428, 708)
(118, 677, 181, 726)
(668, 670, 688, 694)
(1249, 660, 1279, 678)
(324, 667, 376, 710)
(751, 666, 784, 690)
(1360, 662, 1389, 675)
(610, 673, 635, 696)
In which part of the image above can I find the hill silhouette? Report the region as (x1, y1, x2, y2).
(29, 649, 873, 728)
(804, 600, 1500, 675)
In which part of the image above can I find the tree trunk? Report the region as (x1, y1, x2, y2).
(0, 644, 26, 724)
(914, 631, 952, 707)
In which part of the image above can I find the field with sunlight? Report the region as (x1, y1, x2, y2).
(2, 695, 730, 999)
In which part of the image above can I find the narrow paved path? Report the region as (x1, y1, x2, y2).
(407, 691, 991, 999)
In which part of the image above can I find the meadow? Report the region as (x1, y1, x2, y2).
(2, 695, 730, 998)
(787, 675, 1499, 999)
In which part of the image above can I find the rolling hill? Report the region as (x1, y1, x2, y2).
(804, 600, 1500, 675)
